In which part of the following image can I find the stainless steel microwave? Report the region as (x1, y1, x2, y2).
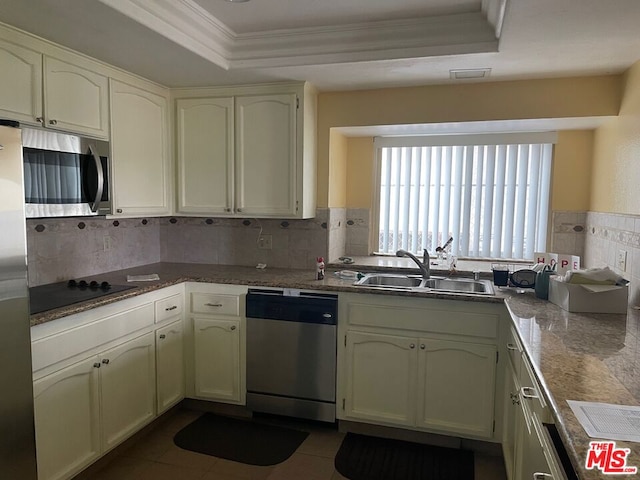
(22, 128, 111, 218)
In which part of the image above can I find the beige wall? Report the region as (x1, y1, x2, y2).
(345, 137, 374, 209)
(591, 61, 640, 213)
(551, 130, 594, 211)
(318, 75, 622, 208)
(328, 130, 348, 208)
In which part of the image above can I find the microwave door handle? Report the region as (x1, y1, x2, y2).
(88, 145, 104, 213)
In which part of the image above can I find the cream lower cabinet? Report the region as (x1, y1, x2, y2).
(33, 332, 155, 480)
(156, 320, 185, 414)
(339, 293, 501, 440)
(344, 331, 496, 438)
(193, 317, 241, 402)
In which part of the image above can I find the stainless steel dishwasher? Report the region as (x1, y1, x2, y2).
(246, 288, 337, 422)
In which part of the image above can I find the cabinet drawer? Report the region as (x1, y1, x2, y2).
(155, 294, 184, 324)
(191, 293, 240, 316)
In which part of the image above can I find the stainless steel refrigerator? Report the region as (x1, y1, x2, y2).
(0, 120, 38, 478)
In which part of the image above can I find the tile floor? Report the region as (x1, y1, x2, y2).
(75, 408, 507, 480)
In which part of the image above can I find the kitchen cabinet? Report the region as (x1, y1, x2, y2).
(0, 39, 109, 138)
(193, 317, 242, 402)
(156, 320, 185, 414)
(184, 283, 246, 405)
(33, 332, 155, 480)
(31, 284, 185, 480)
(338, 293, 501, 440)
(503, 326, 568, 480)
(44, 56, 109, 138)
(175, 83, 317, 219)
(0, 39, 42, 125)
(110, 79, 171, 217)
(33, 356, 100, 480)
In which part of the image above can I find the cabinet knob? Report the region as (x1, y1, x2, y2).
(159, 334, 166, 339)
(409, 343, 415, 349)
(237, 208, 243, 213)
(102, 358, 110, 365)
(36, 116, 44, 124)
(48, 119, 57, 125)
(506, 343, 518, 351)
(93, 362, 101, 368)
(420, 344, 425, 349)
(225, 208, 231, 212)
(230, 325, 237, 331)
(116, 209, 123, 214)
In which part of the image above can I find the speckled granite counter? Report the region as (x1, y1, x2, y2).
(30, 262, 640, 479)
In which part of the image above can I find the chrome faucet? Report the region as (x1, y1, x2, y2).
(396, 249, 430, 279)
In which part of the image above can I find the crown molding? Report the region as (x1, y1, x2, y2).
(98, 0, 500, 70)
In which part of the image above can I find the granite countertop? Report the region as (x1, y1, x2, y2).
(30, 262, 640, 479)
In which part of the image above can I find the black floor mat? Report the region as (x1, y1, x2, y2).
(334, 433, 474, 480)
(173, 413, 309, 466)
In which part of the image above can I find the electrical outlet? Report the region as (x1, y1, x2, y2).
(258, 234, 273, 250)
(103, 235, 112, 251)
(617, 249, 627, 272)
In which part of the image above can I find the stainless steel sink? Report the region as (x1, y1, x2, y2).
(355, 273, 423, 288)
(354, 273, 494, 295)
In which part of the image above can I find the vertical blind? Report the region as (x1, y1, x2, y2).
(375, 135, 554, 260)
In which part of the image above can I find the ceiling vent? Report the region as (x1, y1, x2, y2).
(449, 68, 492, 80)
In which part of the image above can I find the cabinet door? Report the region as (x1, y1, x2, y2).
(33, 356, 101, 480)
(344, 331, 417, 427)
(110, 79, 170, 216)
(177, 97, 234, 215)
(156, 320, 185, 414)
(100, 332, 156, 451)
(502, 361, 519, 480)
(43, 56, 109, 138)
(193, 317, 241, 403)
(417, 339, 496, 438)
(235, 94, 297, 217)
(0, 39, 42, 125)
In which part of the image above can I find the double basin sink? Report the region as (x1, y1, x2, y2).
(354, 273, 495, 295)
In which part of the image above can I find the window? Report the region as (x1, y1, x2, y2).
(373, 133, 555, 260)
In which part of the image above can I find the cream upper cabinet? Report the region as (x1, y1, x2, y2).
(177, 97, 234, 214)
(175, 83, 317, 219)
(417, 339, 496, 438)
(235, 94, 297, 217)
(0, 39, 42, 125)
(110, 79, 171, 217)
(44, 56, 109, 138)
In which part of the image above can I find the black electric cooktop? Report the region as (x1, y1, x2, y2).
(29, 279, 137, 314)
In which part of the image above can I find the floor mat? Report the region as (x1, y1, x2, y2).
(334, 433, 474, 480)
(173, 413, 309, 466)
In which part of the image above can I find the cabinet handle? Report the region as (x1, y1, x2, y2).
(510, 393, 521, 405)
(165, 305, 178, 311)
(409, 343, 415, 349)
(102, 358, 110, 365)
(159, 334, 166, 339)
(93, 362, 101, 368)
(506, 343, 518, 351)
(48, 119, 57, 125)
(36, 116, 44, 124)
(533, 474, 552, 479)
(420, 344, 425, 349)
(521, 386, 538, 399)
(205, 303, 223, 307)
(230, 325, 237, 331)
